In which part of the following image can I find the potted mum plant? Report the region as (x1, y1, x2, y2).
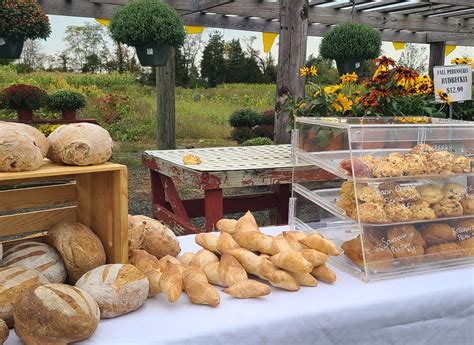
(47, 89, 86, 121)
(0, 0, 51, 59)
(109, 0, 186, 67)
(320, 22, 381, 76)
(0, 84, 48, 122)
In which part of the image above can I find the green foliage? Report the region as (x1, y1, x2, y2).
(305, 55, 339, 85)
(48, 89, 86, 111)
(320, 23, 381, 60)
(109, 0, 185, 47)
(260, 109, 275, 125)
(229, 108, 261, 128)
(225, 39, 247, 83)
(0, 0, 51, 40)
(201, 32, 226, 87)
(37, 124, 60, 137)
(0, 84, 47, 110)
(242, 137, 273, 146)
(231, 127, 256, 143)
(254, 125, 274, 140)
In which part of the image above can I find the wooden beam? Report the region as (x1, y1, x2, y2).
(428, 41, 445, 79)
(274, 0, 308, 145)
(424, 1, 474, 7)
(156, 49, 176, 150)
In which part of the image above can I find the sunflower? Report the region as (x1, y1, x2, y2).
(437, 89, 452, 105)
(451, 57, 474, 68)
(394, 67, 419, 90)
(340, 72, 358, 84)
(299, 102, 307, 109)
(374, 56, 396, 68)
(309, 66, 318, 76)
(415, 75, 433, 95)
(324, 84, 342, 95)
(300, 67, 309, 76)
(331, 93, 353, 113)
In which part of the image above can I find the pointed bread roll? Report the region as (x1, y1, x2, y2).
(271, 237, 292, 254)
(216, 232, 240, 253)
(157, 255, 181, 272)
(289, 272, 318, 287)
(182, 266, 220, 307)
(241, 211, 258, 226)
(195, 233, 219, 253)
(234, 219, 260, 234)
(160, 262, 183, 303)
(233, 231, 274, 254)
(270, 251, 313, 273)
(129, 250, 162, 297)
(216, 219, 237, 234)
(224, 279, 271, 298)
(177, 252, 195, 266)
(203, 262, 222, 286)
(192, 249, 219, 268)
(300, 234, 339, 256)
(300, 249, 328, 266)
(217, 253, 247, 286)
(311, 265, 337, 284)
(283, 231, 308, 242)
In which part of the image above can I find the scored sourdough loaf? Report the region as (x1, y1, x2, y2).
(0, 267, 48, 327)
(0, 121, 49, 157)
(13, 283, 100, 345)
(48, 222, 106, 283)
(75, 264, 149, 318)
(1, 241, 67, 283)
(0, 127, 43, 172)
(47, 123, 113, 166)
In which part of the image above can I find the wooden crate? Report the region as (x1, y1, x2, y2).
(0, 161, 128, 263)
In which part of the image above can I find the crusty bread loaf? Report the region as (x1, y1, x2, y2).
(0, 267, 48, 327)
(48, 222, 106, 283)
(0, 319, 8, 344)
(0, 121, 49, 157)
(0, 127, 43, 172)
(128, 216, 146, 256)
(133, 215, 181, 259)
(47, 123, 113, 165)
(1, 241, 66, 283)
(13, 283, 100, 344)
(75, 264, 149, 318)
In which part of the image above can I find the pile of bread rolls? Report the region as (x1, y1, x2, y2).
(0, 122, 114, 171)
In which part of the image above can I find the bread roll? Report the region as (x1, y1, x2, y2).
(270, 251, 313, 273)
(133, 215, 180, 259)
(192, 249, 219, 268)
(1, 241, 66, 283)
(47, 123, 113, 165)
(0, 127, 43, 172)
(160, 262, 183, 303)
(311, 265, 337, 284)
(182, 266, 220, 307)
(300, 234, 340, 256)
(177, 252, 195, 266)
(75, 264, 149, 318)
(216, 232, 240, 253)
(13, 283, 99, 344)
(0, 121, 49, 157)
(223, 279, 271, 298)
(129, 250, 162, 297)
(195, 233, 219, 253)
(216, 219, 237, 234)
(0, 319, 8, 344)
(48, 222, 106, 283)
(0, 267, 48, 327)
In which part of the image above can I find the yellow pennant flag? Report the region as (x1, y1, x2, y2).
(95, 18, 110, 27)
(445, 44, 456, 57)
(185, 26, 205, 34)
(392, 41, 405, 50)
(262, 32, 278, 53)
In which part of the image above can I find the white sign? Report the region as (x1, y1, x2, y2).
(433, 65, 472, 103)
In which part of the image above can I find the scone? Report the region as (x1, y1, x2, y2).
(451, 156, 471, 174)
(357, 186, 384, 204)
(442, 182, 467, 201)
(402, 154, 427, 176)
(426, 151, 455, 174)
(458, 238, 474, 256)
(425, 242, 464, 261)
(357, 202, 387, 223)
(359, 155, 379, 171)
(409, 200, 437, 220)
(386, 225, 426, 265)
(416, 184, 443, 205)
(337, 196, 357, 218)
(341, 234, 394, 271)
(432, 198, 464, 217)
(396, 185, 420, 202)
(410, 143, 435, 156)
(183, 154, 201, 165)
(372, 160, 404, 178)
(340, 181, 355, 199)
(384, 203, 412, 222)
(421, 223, 457, 245)
(460, 195, 474, 214)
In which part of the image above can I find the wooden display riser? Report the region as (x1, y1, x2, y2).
(0, 160, 128, 263)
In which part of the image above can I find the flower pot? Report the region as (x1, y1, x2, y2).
(135, 43, 171, 67)
(17, 108, 33, 122)
(0, 37, 25, 59)
(335, 58, 364, 76)
(62, 108, 77, 121)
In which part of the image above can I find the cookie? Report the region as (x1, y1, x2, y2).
(341, 234, 394, 271)
(409, 200, 437, 220)
(396, 185, 420, 203)
(421, 223, 457, 245)
(425, 242, 464, 261)
(372, 161, 404, 178)
(432, 198, 464, 218)
(340, 181, 355, 199)
(442, 182, 467, 201)
(357, 202, 387, 223)
(386, 225, 426, 265)
(460, 195, 474, 215)
(384, 203, 412, 222)
(451, 156, 471, 174)
(359, 155, 379, 170)
(410, 143, 435, 156)
(402, 154, 427, 176)
(416, 184, 443, 205)
(357, 186, 384, 204)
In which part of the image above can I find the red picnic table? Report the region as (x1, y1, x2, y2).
(142, 145, 334, 234)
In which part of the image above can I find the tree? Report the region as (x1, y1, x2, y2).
(242, 36, 272, 83)
(398, 43, 427, 73)
(200, 31, 225, 87)
(225, 39, 247, 83)
(176, 35, 203, 87)
(305, 54, 339, 85)
(18, 39, 45, 70)
(56, 51, 69, 72)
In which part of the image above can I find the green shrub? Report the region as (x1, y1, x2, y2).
(242, 137, 273, 146)
(0, 84, 47, 110)
(231, 126, 256, 143)
(0, 0, 51, 40)
(48, 89, 86, 111)
(109, 0, 185, 47)
(254, 125, 274, 139)
(229, 109, 261, 128)
(320, 23, 381, 60)
(260, 109, 275, 125)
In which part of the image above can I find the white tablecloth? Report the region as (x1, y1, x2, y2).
(7, 227, 474, 345)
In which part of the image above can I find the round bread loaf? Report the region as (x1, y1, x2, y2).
(75, 264, 149, 318)
(133, 215, 180, 259)
(1, 241, 66, 283)
(48, 222, 106, 283)
(0, 121, 49, 157)
(13, 283, 100, 344)
(47, 123, 113, 166)
(0, 127, 43, 172)
(0, 319, 8, 344)
(0, 267, 48, 327)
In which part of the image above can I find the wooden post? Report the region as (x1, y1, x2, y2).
(428, 41, 446, 79)
(274, 0, 309, 144)
(156, 48, 176, 149)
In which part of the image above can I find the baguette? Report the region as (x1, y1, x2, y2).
(311, 265, 337, 284)
(182, 266, 220, 307)
(270, 251, 313, 273)
(223, 279, 271, 298)
(300, 234, 340, 256)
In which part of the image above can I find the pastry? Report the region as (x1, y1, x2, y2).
(402, 154, 427, 176)
(183, 154, 201, 165)
(357, 202, 387, 223)
(416, 184, 443, 205)
(357, 186, 384, 204)
(337, 195, 356, 217)
(310, 265, 337, 284)
(442, 182, 467, 201)
(387, 152, 405, 165)
(421, 223, 457, 245)
(410, 143, 435, 156)
(432, 198, 464, 217)
(386, 225, 426, 265)
(359, 155, 379, 170)
(384, 203, 412, 222)
(452, 156, 471, 173)
(372, 160, 404, 178)
(396, 185, 420, 202)
(451, 219, 474, 241)
(460, 195, 474, 214)
(409, 200, 437, 220)
(458, 238, 474, 256)
(426, 151, 455, 174)
(340, 181, 356, 199)
(425, 243, 464, 261)
(341, 234, 394, 271)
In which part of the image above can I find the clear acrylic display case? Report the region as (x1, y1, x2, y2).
(290, 117, 474, 281)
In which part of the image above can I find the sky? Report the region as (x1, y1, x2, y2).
(41, 15, 474, 66)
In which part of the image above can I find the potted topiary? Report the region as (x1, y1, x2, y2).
(0, 0, 51, 59)
(0, 84, 48, 122)
(109, 0, 186, 67)
(47, 89, 87, 121)
(320, 22, 381, 76)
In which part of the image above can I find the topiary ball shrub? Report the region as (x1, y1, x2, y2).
(48, 89, 86, 111)
(0, 0, 51, 40)
(260, 110, 275, 126)
(109, 0, 185, 48)
(231, 126, 256, 144)
(229, 109, 261, 128)
(319, 23, 381, 61)
(242, 137, 273, 146)
(254, 125, 274, 140)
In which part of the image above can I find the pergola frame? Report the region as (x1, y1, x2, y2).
(38, 0, 474, 147)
